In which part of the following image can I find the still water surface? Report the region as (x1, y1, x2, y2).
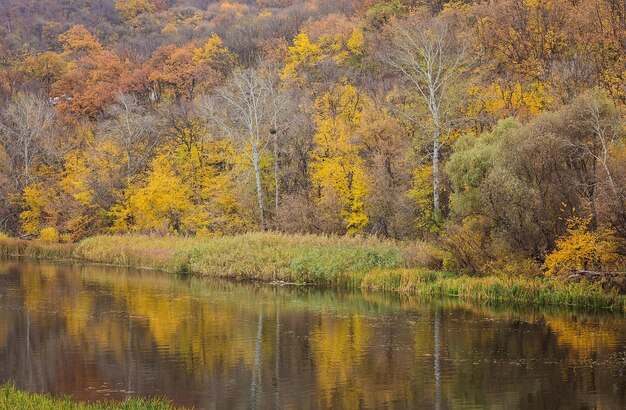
(0, 261, 625, 409)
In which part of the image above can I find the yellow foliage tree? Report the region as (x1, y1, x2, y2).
(193, 33, 236, 74)
(39, 226, 60, 243)
(161, 22, 178, 35)
(22, 52, 67, 93)
(59, 149, 113, 240)
(170, 138, 246, 233)
(346, 27, 365, 57)
(468, 80, 549, 122)
(20, 183, 51, 236)
(113, 134, 247, 235)
(310, 84, 369, 234)
(281, 32, 322, 81)
(407, 164, 436, 232)
(115, 0, 154, 22)
(113, 152, 195, 233)
(58, 25, 103, 54)
(60, 151, 93, 206)
(543, 217, 618, 276)
(603, 55, 626, 105)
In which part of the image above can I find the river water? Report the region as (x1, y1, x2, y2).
(0, 261, 625, 409)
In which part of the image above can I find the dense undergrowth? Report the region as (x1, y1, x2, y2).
(0, 233, 624, 312)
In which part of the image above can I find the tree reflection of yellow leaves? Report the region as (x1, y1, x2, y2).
(105, 276, 271, 376)
(124, 288, 192, 352)
(61, 292, 94, 337)
(545, 313, 618, 358)
(21, 266, 47, 312)
(310, 315, 368, 408)
(23, 265, 87, 318)
(91, 316, 130, 359)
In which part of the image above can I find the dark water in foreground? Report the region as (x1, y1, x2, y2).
(0, 261, 625, 409)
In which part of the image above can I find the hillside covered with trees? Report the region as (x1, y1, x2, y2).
(0, 0, 625, 276)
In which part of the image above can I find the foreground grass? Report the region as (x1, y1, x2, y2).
(0, 382, 178, 410)
(0, 232, 625, 312)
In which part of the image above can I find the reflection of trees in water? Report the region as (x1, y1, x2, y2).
(434, 308, 441, 410)
(0, 262, 624, 408)
(273, 303, 280, 408)
(250, 309, 263, 410)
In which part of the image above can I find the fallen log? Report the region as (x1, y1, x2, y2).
(567, 270, 603, 280)
(566, 269, 626, 294)
(568, 269, 626, 277)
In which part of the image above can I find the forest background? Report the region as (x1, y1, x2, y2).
(1, 0, 626, 277)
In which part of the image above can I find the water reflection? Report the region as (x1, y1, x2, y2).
(0, 261, 625, 409)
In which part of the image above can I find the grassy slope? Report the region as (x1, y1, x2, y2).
(0, 382, 178, 410)
(0, 233, 624, 312)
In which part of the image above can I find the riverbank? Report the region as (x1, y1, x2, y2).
(0, 382, 177, 409)
(0, 233, 624, 312)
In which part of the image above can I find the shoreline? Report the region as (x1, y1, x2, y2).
(0, 233, 624, 313)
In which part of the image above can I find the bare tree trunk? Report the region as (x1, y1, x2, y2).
(432, 123, 441, 217)
(253, 147, 267, 230)
(23, 140, 30, 184)
(273, 133, 280, 215)
(430, 76, 442, 218)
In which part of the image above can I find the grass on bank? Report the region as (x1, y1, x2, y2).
(0, 382, 178, 410)
(0, 236, 74, 260)
(359, 268, 626, 311)
(0, 232, 625, 312)
(72, 232, 435, 285)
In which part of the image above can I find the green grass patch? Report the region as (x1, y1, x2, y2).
(0, 382, 179, 409)
(72, 232, 414, 284)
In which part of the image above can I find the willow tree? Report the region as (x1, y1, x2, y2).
(384, 12, 470, 218)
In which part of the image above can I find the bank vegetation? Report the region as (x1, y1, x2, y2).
(1, 232, 624, 312)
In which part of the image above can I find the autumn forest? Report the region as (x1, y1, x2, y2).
(1, 0, 626, 276)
